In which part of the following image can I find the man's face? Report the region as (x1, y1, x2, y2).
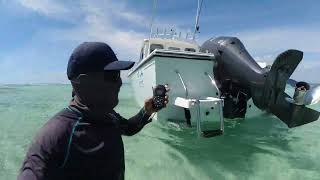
(72, 71, 122, 111)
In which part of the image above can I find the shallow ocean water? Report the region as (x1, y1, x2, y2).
(0, 84, 319, 180)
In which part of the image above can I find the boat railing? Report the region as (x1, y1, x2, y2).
(151, 28, 196, 43)
(204, 72, 221, 97)
(175, 70, 188, 98)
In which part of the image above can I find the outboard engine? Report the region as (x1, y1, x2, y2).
(292, 82, 310, 105)
(200, 36, 320, 127)
(287, 80, 320, 106)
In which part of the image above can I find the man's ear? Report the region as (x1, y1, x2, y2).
(71, 82, 80, 92)
(71, 81, 85, 100)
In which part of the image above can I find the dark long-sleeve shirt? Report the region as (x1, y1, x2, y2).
(17, 106, 151, 180)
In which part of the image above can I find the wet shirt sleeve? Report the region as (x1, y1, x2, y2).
(111, 108, 152, 136)
(17, 115, 70, 180)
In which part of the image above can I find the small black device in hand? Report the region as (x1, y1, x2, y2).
(152, 85, 167, 110)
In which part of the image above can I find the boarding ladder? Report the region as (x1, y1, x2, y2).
(173, 70, 224, 138)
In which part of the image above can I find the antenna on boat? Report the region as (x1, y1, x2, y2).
(149, 0, 157, 40)
(147, 0, 157, 54)
(192, 0, 204, 40)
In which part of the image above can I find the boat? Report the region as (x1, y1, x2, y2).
(128, 31, 226, 137)
(127, 1, 320, 138)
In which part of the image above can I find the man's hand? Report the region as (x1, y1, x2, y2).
(144, 86, 170, 115)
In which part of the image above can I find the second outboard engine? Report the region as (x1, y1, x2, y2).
(200, 36, 320, 127)
(287, 80, 320, 106)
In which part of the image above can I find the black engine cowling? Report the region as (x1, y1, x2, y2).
(200, 36, 320, 127)
(200, 37, 267, 118)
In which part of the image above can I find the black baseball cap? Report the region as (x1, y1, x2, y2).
(67, 42, 135, 80)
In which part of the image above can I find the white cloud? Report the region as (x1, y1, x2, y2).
(17, 0, 68, 16)
(230, 27, 320, 83)
(254, 54, 275, 64)
(235, 27, 320, 55)
(291, 62, 320, 83)
(12, 0, 187, 62)
(15, 0, 149, 27)
(3, 0, 320, 84)
(20, 0, 147, 59)
(45, 1, 146, 61)
(0, 0, 150, 84)
(253, 53, 320, 83)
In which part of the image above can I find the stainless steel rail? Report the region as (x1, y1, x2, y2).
(204, 72, 221, 97)
(175, 70, 188, 98)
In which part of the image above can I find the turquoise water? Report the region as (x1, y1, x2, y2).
(0, 84, 320, 180)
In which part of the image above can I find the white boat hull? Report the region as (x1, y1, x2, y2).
(128, 50, 264, 128)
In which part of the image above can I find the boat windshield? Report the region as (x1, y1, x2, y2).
(150, 44, 164, 53)
(168, 47, 180, 51)
(185, 48, 196, 52)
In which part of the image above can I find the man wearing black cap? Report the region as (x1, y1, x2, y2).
(17, 42, 169, 180)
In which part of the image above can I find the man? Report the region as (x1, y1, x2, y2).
(18, 42, 169, 180)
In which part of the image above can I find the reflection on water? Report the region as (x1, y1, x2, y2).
(123, 85, 320, 180)
(128, 113, 320, 180)
(0, 84, 319, 180)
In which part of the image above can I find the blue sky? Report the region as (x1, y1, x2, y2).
(0, 0, 319, 84)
